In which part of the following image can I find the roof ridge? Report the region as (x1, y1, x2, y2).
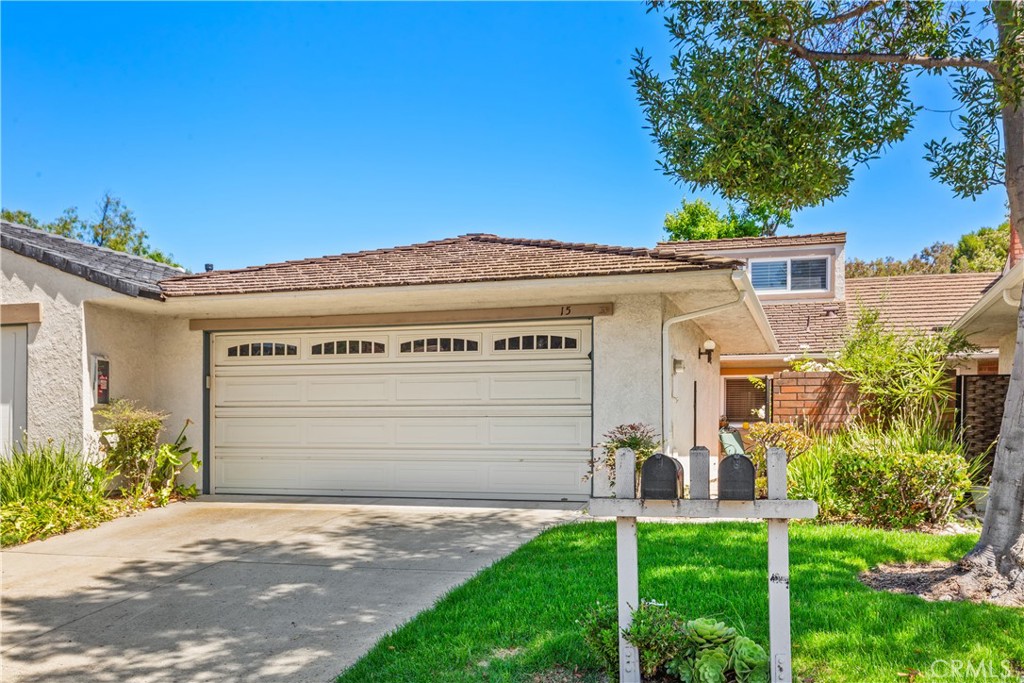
(656, 231, 846, 247)
(162, 234, 479, 281)
(848, 271, 1002, 283)
(0, 220, 185, 273)
(164, 233, 730, 283)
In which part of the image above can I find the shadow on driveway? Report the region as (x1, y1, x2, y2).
(1, 499, 579, 682)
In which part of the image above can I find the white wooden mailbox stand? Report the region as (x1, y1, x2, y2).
(588, 446, 818, 683)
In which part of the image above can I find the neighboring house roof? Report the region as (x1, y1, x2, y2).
(656, 232, 846, 256)
(762, 272, 1000, 353)
(1, 220, 183, 299)
(158, 233, 739, 297)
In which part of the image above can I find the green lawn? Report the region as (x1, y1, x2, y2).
(337, 521, 1023, 683)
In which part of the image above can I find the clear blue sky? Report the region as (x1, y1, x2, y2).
(1, 2, 1010, 273)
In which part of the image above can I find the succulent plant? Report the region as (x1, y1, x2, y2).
(730, 635, 770, 683)
(694, 646, 730, 683)
(683, 617, 737, 650)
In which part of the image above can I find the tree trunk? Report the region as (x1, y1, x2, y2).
(964, 0, 1024, 587)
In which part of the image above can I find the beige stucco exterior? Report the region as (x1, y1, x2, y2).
(2, 248, 776, 494)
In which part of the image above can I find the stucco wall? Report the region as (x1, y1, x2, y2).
(999, 332, 1017, 374)
(152, 318, 205, 488)
(591, 294, 663, 495)
(668, 319, 721, 458)
(1, 251, 120, 445)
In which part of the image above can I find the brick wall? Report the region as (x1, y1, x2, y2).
(771, 371, 860, 432)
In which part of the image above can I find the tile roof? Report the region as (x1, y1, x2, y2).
(1, 220, 184, 299)
(656, 232, 846, 256)
(763, 272, 999, 353)
(158, 234, 739, 297)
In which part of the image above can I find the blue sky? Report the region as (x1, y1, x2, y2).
(1, 2, 1009, 273)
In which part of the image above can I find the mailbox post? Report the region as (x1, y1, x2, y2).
(591, 445, 815, 683)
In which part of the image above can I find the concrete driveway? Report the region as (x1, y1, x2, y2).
(0, 497, 580, 682)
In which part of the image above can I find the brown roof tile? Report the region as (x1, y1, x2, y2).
(763, 272, 999, 354)
(159, 233, 738, 297)
(655, 232, 845, 256)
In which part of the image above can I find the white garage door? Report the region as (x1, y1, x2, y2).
(211, 320, 593, 500)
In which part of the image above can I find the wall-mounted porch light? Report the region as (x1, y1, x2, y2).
(698, 339, 716, 364)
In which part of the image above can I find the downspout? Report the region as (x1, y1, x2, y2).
(1004, 290, 1022, 307)
(662, 270, 749, 454)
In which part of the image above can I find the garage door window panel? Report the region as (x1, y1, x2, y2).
(399, 336, 480, 354)
(494, 334, 578, 352)
(312, 340, 387, 356)
(227, 342, 298, 358)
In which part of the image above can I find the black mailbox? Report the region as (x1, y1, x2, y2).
(718, 453, 755, 500)
(640, 453, 681, 500)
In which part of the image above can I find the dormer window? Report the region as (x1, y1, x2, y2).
(749, 257, 829, 293)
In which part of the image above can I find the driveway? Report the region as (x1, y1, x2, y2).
(0, 496, 580, 682)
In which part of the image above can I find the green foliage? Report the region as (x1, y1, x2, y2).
(578, 601, 618, 675)
(0, 440, 123, 546)
(622, 601, 683, 677)
(832, 307, 973, 426)
(845, 221, 1009, 278)
(588, 422, 662, 491)
(631, 2, 1021, 213)
(846, 241, 955, 278)
(833, 448, 971, 529)
(745, 422, 812, 493)
(788, 441, 844, 520)
(730, 635, 770, 683)
(663, 198, 791, 241)
(951, 220, 1011, 272)
(97, 399, 200, 505)
(1, 193, 180, 266)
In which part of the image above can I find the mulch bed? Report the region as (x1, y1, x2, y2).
(861, 561, 1024, 607)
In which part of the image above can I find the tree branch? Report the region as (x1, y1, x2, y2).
(813, 1, 888, 27)
(766, 36, 998, 76)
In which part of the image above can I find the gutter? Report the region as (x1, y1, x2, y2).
(661, 270, 750, 452)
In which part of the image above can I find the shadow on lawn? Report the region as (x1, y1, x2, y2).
(1, 506, 560, 683)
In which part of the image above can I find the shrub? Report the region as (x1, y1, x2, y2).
(587, 423, 661, 492)
(622, 601, 683, 677)
(833, 449, 970, 528)
(787, 441, 845, 520)
(97, 399, 200, 504)
(578, 601, 618, 675)
(831, 307, 973, 426)
(745, 422, 811, 496)
(0, 440, 122, 546)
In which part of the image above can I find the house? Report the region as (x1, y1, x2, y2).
(1, 221, 778, 501)
(660, 232, 1001, 429)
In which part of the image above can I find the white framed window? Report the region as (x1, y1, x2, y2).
(749, 257, 829, 293)
(722, 376, 769, 423)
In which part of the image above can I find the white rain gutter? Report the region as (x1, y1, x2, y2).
(661, 270, 748, 452)
(1004, 290, 1021, 307)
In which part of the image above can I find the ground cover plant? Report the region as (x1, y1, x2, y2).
(1, 400, 200, 547)
(336, 522, 1022, 683)
(0, 440, 131, 546)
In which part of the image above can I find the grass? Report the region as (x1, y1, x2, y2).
(0, 441, 132, 547)
(337, 522, 1023, 683)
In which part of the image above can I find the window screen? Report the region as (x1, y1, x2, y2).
(791, 258, 828, 290)
(750, 261, 788, 291)
(724, 377, 768, 422)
